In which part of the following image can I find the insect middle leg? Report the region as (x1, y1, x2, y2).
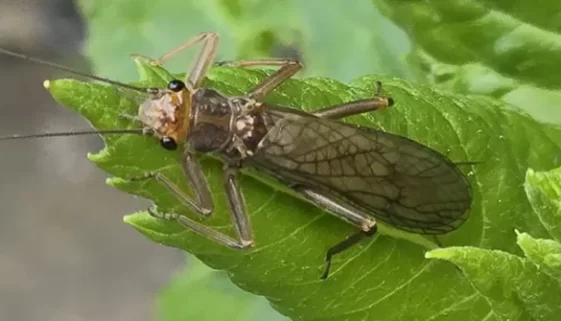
(293, 186, 378, 279)
(128, 150, 254, 249)
(217, 60, 394, 118)
(214, 58, 303, 101)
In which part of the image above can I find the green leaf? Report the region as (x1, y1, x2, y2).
(217, 0, 413, 81)
(157, 256, 288, 321)
(374, 0, 561, 124)
(525, 167, 561, 241)
(426, 246, 561, 321)
(517, 231, 561, 285)
(45, 59, 561, 321)
(406, 49, 561, 125)
(424, 166, 561, 321)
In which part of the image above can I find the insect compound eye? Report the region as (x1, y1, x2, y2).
(167, 79, 186, 92)
(159, 136, 178, 150)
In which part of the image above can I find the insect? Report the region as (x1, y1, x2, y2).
(0, 32, 472, 279)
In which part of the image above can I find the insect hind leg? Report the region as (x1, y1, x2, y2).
(293, 186, 378, 279)
(321, 227, 377, 279)
(312, 81, 394, 120)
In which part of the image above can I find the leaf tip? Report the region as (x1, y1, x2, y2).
(106, 176, 125, 187)
(86, 151, 98, 162)
(516, 230, 533, 249)
(425, 248, 450, 259)
(123, 213, 135, 225)
(123, 211, 152, 229)
(87, 149, 109, 164)
(425, 246, 472, 265)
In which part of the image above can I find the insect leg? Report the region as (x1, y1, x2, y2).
(128, 152, 254, 249)
(295, 187, 376, 231)
(128, 150, 214, 216)
(312, 81, 394, 119)
(215, 58, 303, 101)
(147, 204, 252, 249)
(215, 58, 300, 68)
(131, 32, 220, 90)
(170, 165, 253, 248)
(223, 166, 254, 247)
(293, 186, 378, 278)
(132, 32, 217, 66)
(321, 228, 376, 279)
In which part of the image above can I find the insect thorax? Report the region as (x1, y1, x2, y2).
(189, 88, 268, 161)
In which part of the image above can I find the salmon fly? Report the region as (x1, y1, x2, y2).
(0, 32, 472, 278)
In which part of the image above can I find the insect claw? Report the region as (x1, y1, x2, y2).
(147, 204, 180, 221)
(387, 97, 395, 106)
(146, 204, 163, 219)
(361, 219, 377, 232)
(126, 171, 157, 182)
(130, 53, 155, 63)
(374, 80, 383, 97)
(213, 60, 229, 66)
(241, 239, 255, 248)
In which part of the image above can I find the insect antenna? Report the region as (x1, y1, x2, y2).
(0, 48, 155, 94)
(0, 128, 148, 141)
(454, 160, 484, 167)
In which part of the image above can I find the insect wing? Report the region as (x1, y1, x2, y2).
(252, 108, 472, 234)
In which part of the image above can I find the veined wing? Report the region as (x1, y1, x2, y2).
(250, 107, 472, 234)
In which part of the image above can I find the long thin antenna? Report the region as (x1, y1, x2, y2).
(0, 48, 152, 93)
(0, 128, 146, 141)
(455, 161, 484, 166)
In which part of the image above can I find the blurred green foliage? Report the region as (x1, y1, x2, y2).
(374, 0, 561, 124)
(426, 166, 561, 321)
(157, 257, 288, 321)
(79, 0, 411, 82)
(66, 0, 561, 320)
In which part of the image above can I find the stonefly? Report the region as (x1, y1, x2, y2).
(0, 32, 472, 279)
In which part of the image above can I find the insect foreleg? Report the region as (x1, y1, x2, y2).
(127, 150, 214, 215)
(131, 32, 220, 90)
(216, 58, 303, 101)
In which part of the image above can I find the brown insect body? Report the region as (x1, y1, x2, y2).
(138, 88, 192, 145)
(142, 84, 471, 235)
(142, 86, 266, 160)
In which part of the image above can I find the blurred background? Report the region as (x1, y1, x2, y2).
(1, 0, 560, 321)
(0, 1, 408, 320)
(0, 1, 186, 320)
